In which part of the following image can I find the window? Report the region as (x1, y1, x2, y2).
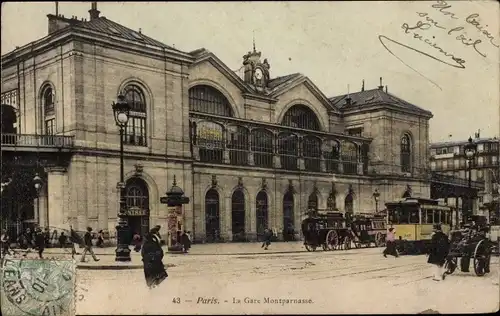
(454, 159, 460, 169)
(453, 146, 460, 155)
(433, 210, 441, 224)
(477, 156, 484, 167)
(425, 210, 434, 224)
(430, 149, 437, 156)
(437, 148, 448, 155)
(324, 140, 340, 173)
(341, 141, 358, 175)
(477, 143, 484, 153)
(442, 160, 448, 170)
(44, 118, 55, 135)
(430, 161, 436, 171)
(227, 126, 249, 166)
(281, 105, 320, 131)
(124, 177, 149, 210)
(401, 134, 411, 173)
(409, 209, 419, 224)
(303, 136, 321, 172)
(42, 86, 55, 114)
(123, 85, 147, 146)
(493, 155, 498, 165)
(196, 121, 224, 163)
(347, 127, 363, 137)
(1, 89, 18, 109)
(278, 133, 298, 170)
(189, 85, 233, 117)
(251, 129, 273, 168)
(491, 142, 498, 152)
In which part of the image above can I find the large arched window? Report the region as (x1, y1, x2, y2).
(256, 190, 269, 239)
(231, 189, 246, 241)
(278, 133, 298, 170)
(281, 104, 320, 131)
(303, 136, 321, 172)
(124, 177, 150, 238)
(41, 85, 55, 136)
(251, 129, 274, 168)
(283, 191, 294, 230)
(227, 125, 249, 166)
(124, 84, 147, 146)
(195, 121, 224, 163)
(341, 141, 358, 175)
(189, 85, 233, 117)
(401, 134, 412, 173)
(205, 189, 220, 242)
(324, 140, 340, 173)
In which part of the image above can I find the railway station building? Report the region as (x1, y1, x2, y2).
(1, 4, 435, 242)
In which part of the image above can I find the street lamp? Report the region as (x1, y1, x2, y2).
(464, 136, 477, 224)
(112, 94, 131, 262)
(33, 173, 42, 225)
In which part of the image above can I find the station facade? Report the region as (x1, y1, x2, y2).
(1, 5, 433, 242)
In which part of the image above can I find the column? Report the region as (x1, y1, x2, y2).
(248, 196, 256, 241)
(38, 194, 48, 228)
(46, 167, 68, 232)
(225, 196, 232, 241)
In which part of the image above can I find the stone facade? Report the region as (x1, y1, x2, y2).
(1, 10, 433, 243)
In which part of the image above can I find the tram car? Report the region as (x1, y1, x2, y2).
(385, 197, 452, 254)
(301, 210, 352, 252)
(349, 213, 387, 248)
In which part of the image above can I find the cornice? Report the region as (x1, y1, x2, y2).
(341, 103, 433, 120)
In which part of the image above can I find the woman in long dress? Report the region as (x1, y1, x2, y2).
(141, 229, 168, 289)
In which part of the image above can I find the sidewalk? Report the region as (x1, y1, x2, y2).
(37, 241, 310, 270)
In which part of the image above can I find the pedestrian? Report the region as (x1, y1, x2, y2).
(80, 227, 100, 262)
(181, 230, 191, 253)
(96, 230, 104, 248)
(133, 232, 142, 252)
(383, 227, 399, 258)
(1, 229, 13, 257)
(141, 228, 168, 289)
(427, 224, 450, 281)
(59, 232, 68, 249)
(34, 227, 46, 259)
(261, 228, 272, 250)
(20, 228, 35, 257)
(69, 225, 81, 258)
(154, 225, 162, 241)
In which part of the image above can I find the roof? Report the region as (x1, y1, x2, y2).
(430, 137, 499, 148)
(329, 88, 432, 116)
(75, 17, 181, 52)
(268, 73, 302, 90)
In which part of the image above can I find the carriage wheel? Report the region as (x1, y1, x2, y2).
(444, 257, 457, 275)
(473, 239, 490, 277)
(375, 233, 385, 247)
(326, 230, 339, 251)
(344, 236, 352, 250)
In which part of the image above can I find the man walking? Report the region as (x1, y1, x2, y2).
(1, 229, 14, 257)
(427, 224, 450, 281)
(20, 228, 35, 257)
(261, 228, 273, 250)
(34, 227, 46, 259)
(383, 227, 399, 258)
(80, 227, 100, 262)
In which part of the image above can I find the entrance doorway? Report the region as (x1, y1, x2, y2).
(256, 190, 268, 240)
(231, 189, 246, 241)
(124, 177, 150, 243)
(205, 189, 221, 242)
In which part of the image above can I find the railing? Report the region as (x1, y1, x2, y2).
(431, 172, 485, 190)
(1, 133, 74, 148)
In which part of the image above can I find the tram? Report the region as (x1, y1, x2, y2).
(385, 197, 452, 254)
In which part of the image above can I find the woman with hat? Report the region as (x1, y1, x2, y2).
(141, 228, 168, 289)
(427, 224, 450, 281)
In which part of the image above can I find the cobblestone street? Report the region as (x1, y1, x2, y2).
(75, 246, 499, 315)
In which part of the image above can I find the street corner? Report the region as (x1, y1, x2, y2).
(1, 257, 76, 316)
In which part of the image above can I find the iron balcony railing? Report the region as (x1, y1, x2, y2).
(431, 172, 485, 190)
(1, 133, 74, 148)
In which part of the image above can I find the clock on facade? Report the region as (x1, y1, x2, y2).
(254, 68, 264, 81)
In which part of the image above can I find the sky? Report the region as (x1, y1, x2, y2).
(1, 1, 499, 142)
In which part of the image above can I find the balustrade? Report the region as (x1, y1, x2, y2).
(1, 133, 74, 148)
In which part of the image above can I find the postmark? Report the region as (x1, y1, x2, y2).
(1, 258, 76, 316)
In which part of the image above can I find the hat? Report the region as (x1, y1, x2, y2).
(433, 224, 442, 231)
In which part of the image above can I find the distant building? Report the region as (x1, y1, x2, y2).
(430, 133, 499, 223)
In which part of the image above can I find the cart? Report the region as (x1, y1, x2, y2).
(444, 228, 493, 277)
(301, 210, 352, 252)
(349, 213, 387, 248)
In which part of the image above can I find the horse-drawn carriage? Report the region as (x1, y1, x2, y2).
(444, 226, 493, 277)
(349, 213, 387, 248)
(301, 210, 352, 252)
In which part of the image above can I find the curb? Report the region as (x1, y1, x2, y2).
(77, 263, 176, 270)
(44, 249, 309, 257)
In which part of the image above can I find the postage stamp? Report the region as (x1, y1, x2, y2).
(1, 258, 76, 316)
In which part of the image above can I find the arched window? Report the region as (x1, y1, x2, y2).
(307, 192, 318, 211)
(231, 189, 246, 241)
(344, 192, 354, 214)
(303, 136, 321, 172)
(324, 140, 340, 173)
(401, 134, 412, 173)
(341, 141, 358, 175)
(251, 129, 274, 168)
(189, 85, 233, 117)
(256, 191, 269, 238)
(124, 177, 150, 237)
(227, 125, 249, 166)
(281, 105, 320, 131)
(283, 191, 294, 230)
(124, 85, 147, 146)
(196, 121, 224, 163)
(1, 104, 17, 134)
(205, 189, 220, 242)
(41, 85, 55, 136)
(278, 133, 298, 170)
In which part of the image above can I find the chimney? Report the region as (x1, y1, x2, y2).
(89, 2, 100, 21)
(361, 79, 365, 92)
(47, 14, 72, 34)
(378, 77, 384, 90)
(385, 85, 388, 93)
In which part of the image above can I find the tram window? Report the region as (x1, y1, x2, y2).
(398, 209, 409, 224)
(409, 210, 419, 224)
(433, 210, 441, 224)
(442, 212, 448, 224)
(426, 210, 434, 224)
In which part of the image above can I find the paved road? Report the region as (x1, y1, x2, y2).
(75, 247, 499, 315)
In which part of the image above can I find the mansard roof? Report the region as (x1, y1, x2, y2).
(329, 88, 433, 118)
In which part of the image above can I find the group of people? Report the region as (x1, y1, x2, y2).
(382, 224, 451, 282)
(1, 226, 48, 259)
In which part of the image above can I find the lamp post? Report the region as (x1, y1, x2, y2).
(33, 174, 42, 225)
(112, 94, 131, 262)
(464, 136, 477, 224)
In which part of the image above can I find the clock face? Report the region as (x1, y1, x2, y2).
(254, 68, 263, 80)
